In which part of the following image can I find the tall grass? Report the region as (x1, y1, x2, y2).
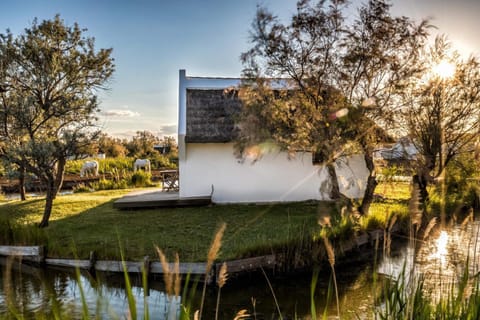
(0, 218, 47, 245)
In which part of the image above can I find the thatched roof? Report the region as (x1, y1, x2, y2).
(185, 88, 242, 143)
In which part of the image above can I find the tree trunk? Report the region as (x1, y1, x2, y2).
(413, 169, 430, 203)
(38, 177, 56, 228)
(19, 163, 26, 201)
(327, 163, 341, 200)
(358, 152, 377, 215)
(54, 156, 66, 194)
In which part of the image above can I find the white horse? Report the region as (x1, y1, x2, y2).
(134, 158, 151, 173)
(80, 160, 99, 177)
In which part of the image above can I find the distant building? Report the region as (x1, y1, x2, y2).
(374, 137, 418, 161)
(154, 144, 171, 154)
(177, 70, 369, 203)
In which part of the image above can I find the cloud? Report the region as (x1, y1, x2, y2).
(101, 109, 140, 117)
(158, 124, 177, 136)
(108, 130, 138, 139)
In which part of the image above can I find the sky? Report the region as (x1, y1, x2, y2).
(1, 0, 479, 140)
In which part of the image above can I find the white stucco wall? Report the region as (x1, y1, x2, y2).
(179, 142, 369, 203)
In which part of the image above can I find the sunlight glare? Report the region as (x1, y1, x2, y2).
(329, 108, 349, 120)
(433, 60, 455, 80)
(430, 230, 449, 267)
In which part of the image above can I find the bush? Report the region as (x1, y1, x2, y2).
(64, 159, 84, 174)
(72, 183, 93, 193)
(129, 171, 155, 187)
(98, 157, 133, 174)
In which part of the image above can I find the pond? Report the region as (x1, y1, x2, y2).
(1, 220, 479, 319)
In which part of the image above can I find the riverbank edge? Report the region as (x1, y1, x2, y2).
(0, 226, 396, 285)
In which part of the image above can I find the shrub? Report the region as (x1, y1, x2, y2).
(129, 171, 155, 187)
(64, 159, 84, 174)
(91, 178, 116, 190)
(72, 183, 93, 193)
(98, 157, 133, 174)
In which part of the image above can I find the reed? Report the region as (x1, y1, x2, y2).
(198, 222, 226, 320)
(322, 235, 340, 319)
(215, 262, 228, 320)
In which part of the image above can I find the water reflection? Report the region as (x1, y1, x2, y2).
(430, 230, 449, 266)
(0, 261, 180, 319)
(379, 220, 480, 303)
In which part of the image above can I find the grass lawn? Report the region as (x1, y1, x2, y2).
(0, 183, 411, 262)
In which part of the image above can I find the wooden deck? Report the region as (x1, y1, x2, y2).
(113, 189, 211, 209)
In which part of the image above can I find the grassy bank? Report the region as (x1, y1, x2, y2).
(0, 183, 411, 262)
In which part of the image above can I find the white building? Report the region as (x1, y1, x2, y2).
(177, 70, 369, 203)
(374, 138, 418, 161)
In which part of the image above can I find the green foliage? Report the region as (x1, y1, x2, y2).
(97, 133, 128, 157)
(364, 202, 409, 231)
(64, 159, 84, 175)
(129, 171, 155, 187)
(72, 183, 93, 193)
(150, 153, 177, 169)
(317, 207, 361, 241)
(427, 153, 480, 220)
(90, 178, 128, 191)
(379, 165, 403, 182)
(98, 157, 133, 173)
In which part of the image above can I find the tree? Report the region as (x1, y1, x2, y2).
(401, 36, 480, 202)
(125, 130, 161, 158)
(237, 0, 429, 213)
(0, 16, 114, 227)
(97, 133, 127, 158)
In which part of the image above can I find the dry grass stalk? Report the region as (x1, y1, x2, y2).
(461, 209, 474, 229)
(4, 256, 15, 309)
(233, 309, 250, 320)
(384, 214, 397, 256)
(423, 217, 437, 240)
(323, 236, 335, 267)
(207, 222, 227, 273)
(155, 246, 173, 296)
(409, 185, 422, 232)
(215, 262, 229, 320)
(200, 222, 227, 320)
(217, 262, 228, 288)
(174, 253, 181, 297)
(322, 235, 340, 318)
(318, 211, 331, 228)
(388, 214, 398, 232)
(385, 235, 392, 257)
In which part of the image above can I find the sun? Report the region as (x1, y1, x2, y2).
(433, 60, 456, 80)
